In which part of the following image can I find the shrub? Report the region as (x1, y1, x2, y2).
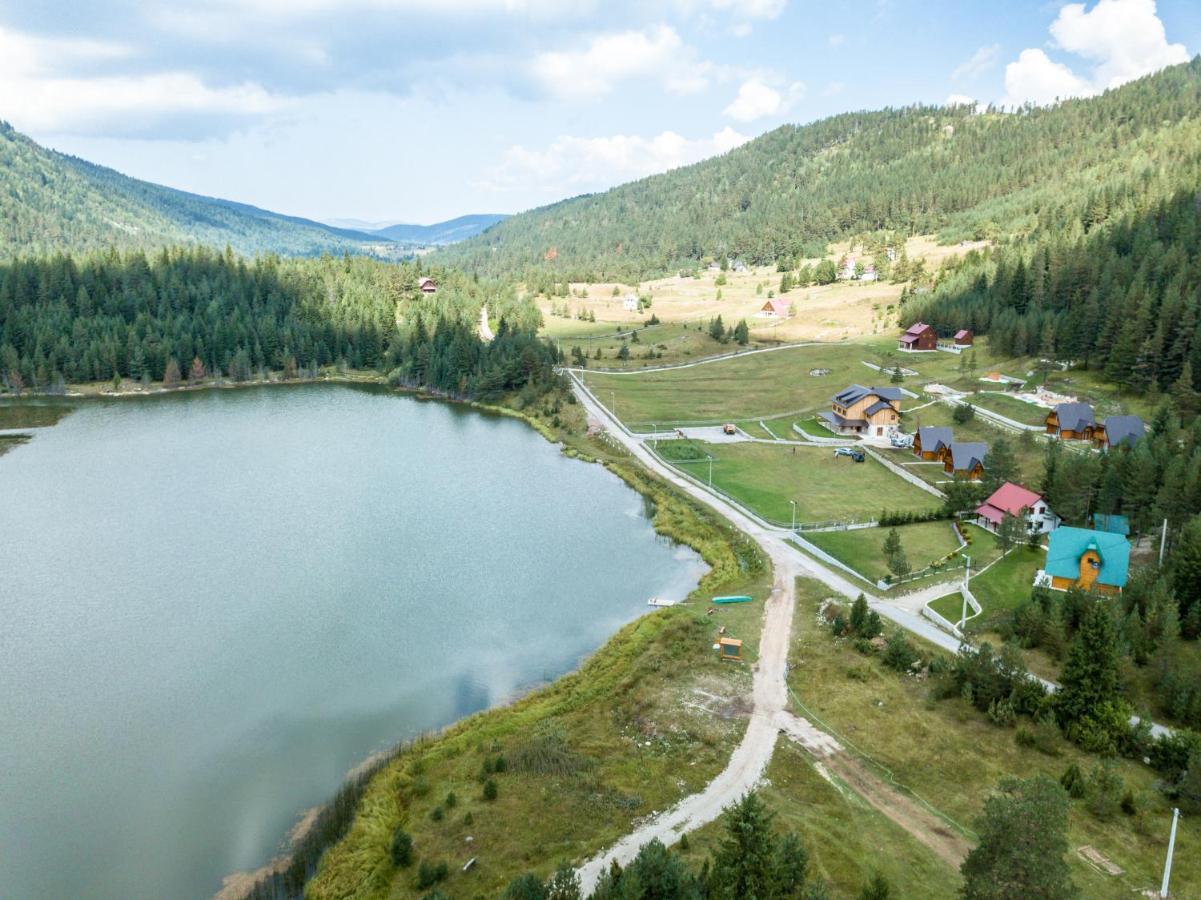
(1086, 763, 1124, 820)
(1060, 763, 1086, 799)
(430, 806, 444, 822)
(988, 697, 1016, 727)
(483, 778, 499, 801)
(882, 631, 917, 673)
(510, 722, 586, 776)
(1121, 790, 1140, 816)
(952, 403, 975, 425)
(390, 828, 414, 867)
(444, 791, 457, 809)
(1015, 727, 1036, 749)
(415, 860, 449, 890)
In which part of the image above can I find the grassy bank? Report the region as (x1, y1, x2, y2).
(784, 579, 1200, 899)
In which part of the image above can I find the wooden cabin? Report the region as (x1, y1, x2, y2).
(761, 299, 790, 318)
(898, 322, 937, 352)
(418, 277, 437, 294)
(1094, 415, 1145, 450)
(913, 425, 953, 460)
(953, 329, 973, 347)
(1045, 402, 1096, 441)
(819, 385, 903, 438)
(943, 441, 988, 480)
(1044, 527, 1129, 595)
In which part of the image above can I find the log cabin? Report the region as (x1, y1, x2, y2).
(953, 329, 973, 347)
(1094, 415, 1146, 450)
(898, 322, 937, 352)
(1044, 402, 1096, 440)
(943, 441, 988, 480)
(913, 425, 953, 460)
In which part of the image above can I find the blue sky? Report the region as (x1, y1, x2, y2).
(1, 0, 1196, 224)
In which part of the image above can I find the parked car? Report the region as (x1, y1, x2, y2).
(723, 423, 737, 435)
(833, 447, 865, 463)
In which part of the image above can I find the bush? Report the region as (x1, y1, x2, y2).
(1015, 727, 1036, 749)
(952, 403, 975, 425)
(415, 860, 449, 890)
(444, 791, 457, 809)
(988, 697, 1016, 727)
(430, 806, 444, 822)
(1086, 763, 1124, 820)
(1060, 763, 1086, 799)
(483, 778, 499, 801)
(882, 631, 917, 673)
(390, 828, 414, 867)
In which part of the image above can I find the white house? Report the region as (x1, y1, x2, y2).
(622, 295, 639, 311)
(975, 482, 1060, 535)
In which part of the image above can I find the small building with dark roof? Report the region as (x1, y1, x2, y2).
(943, 441, 988, 480)
(953, 329, 973, 347)
(913, 426, 953, 461)
(1045, 402, 1096, 441)
(1095, 415, 1145, 451)
(898, 322, 937, 352)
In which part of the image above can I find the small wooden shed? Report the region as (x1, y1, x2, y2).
(718, 637, 743, 661)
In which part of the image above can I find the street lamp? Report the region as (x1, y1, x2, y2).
(789, 500, 797, 531)
(960, 556, 972, 630)
(707, 455, 714, 487)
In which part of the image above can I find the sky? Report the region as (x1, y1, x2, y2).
(0, 0, 1197, 225)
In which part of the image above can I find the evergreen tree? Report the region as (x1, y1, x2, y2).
(1056, 601, 1125, 743)
(959, 776, 1076, 900)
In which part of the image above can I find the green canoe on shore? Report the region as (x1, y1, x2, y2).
(712, 595, 753, 604)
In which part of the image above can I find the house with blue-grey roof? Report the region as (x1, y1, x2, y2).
(819, 385, 903, 438)
(1044, 526, 1130, 595)
(913, 425, 953, 460)
(1095, 415, 1146, 451)
(943, 441, 988, 480)
(1044, 402, 1097, 441)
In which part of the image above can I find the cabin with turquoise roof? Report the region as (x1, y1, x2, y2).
(1043, 526, 1130, 596)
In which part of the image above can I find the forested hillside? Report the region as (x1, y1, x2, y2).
(442, 59, 1201, 282)
(907, 188, 1201, 400)
(0, 123, 403, 259)
(0, 249, 554, 401)
(371, 214, 509, 245)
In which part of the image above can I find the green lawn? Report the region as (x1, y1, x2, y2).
(792, 415, 838, 440)
(806, 520, 963, 583)
(968, 390, 1048, 426)
(788, 579, 1201, 900)
(966, 545, 1044, 630)
(581, 343, 865, 429)
(657, 439, 942, 526)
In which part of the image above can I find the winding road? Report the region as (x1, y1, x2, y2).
(568, 368, 1168, 890)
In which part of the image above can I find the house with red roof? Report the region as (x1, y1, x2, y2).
(953, 329, 973, 348)
(760, 298, 791, 318)
(975, 482, 1060, 536)
(898, 322, 937, 352)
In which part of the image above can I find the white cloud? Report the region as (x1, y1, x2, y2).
(828, 33, 846, 47)
(530, 25, 710, 100)
(1001, 0, 1188, 107)
(705, 0, 787, 18)
(951, 43, 999, 82)
(478, 127, 750, 198)
(0, 26, 287, 135)
(722, 77, 804, 122)
(944, 93, 976, 106)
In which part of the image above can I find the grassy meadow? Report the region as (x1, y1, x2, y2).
(656, 439, 943, 527)
(806, 520, 966, 584)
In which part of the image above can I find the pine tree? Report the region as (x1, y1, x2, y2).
(959, 776, 1076, 900)
(1056, 601, 1123, 732)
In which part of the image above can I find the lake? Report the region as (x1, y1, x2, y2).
(0, 384, 706, 899)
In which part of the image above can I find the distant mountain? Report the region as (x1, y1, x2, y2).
(0, 122, 402, 259)
(370, 214, 509, 245)
(442, 59, 1201, 281)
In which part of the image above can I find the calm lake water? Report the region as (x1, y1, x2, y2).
(0, 384, 706, 899)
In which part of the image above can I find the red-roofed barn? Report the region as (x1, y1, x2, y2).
(898, 322, 937, 352)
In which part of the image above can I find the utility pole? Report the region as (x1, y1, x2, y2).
(708, 455, 714, 487)
(1160, 807, 1180, 898)
(790, 500, 797, 531)
(653, 423, 657, 450)
(1160, 518, 1169, 567)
